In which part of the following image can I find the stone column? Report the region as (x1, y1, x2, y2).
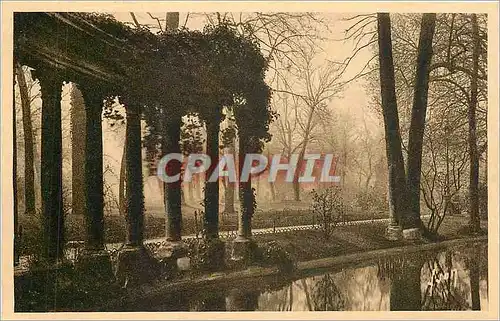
(70, 85, 87, 217)
(237, 177, 253, 240)
(34, 68, 64, 263)
(163, 116, 182, 243)
(116, 99, 159, 287)
(124, 102, 144, 247)
(75, 84, 112, 278)
(232, 134, 254, 262)
(199, 111, 225, 271)
(154, 115, 187, 268)
(204, 117, 220, 239)
(81, 86, 105, 251)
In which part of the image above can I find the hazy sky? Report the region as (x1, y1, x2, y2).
(111, 12, 378, 126)
(105, 12, 381, 204)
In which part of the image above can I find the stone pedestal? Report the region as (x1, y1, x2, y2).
(386, 224, 403, 240)
(152, 241, 189, 274)
(403, 228, 422, 240)
(231, 237, 254, 263)
(76, 249, 114, 281)
(194, 238, 225, 272)
(115, 246, 160, 287)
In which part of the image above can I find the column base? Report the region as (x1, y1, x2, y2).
(75, 249, 114, 281)
(403, 228, 422, 240)
(115, 245, 161, 288)
(386, 224, 403, 240)
(152, 241, 190, 273)
(192, 238, 226, 272)
(231, 236, 255, 263)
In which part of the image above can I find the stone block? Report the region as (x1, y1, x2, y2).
(403, 228, 422, 240)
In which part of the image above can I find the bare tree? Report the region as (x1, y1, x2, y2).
(406, 13, 437, 228)
(272, 44, 344, 201)
(376, 13, 408, 229)
(467, 14, 481, 232)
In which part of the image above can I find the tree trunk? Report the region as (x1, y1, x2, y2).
(376, 13, 408, 227)
(292, 108, 314, 201)
(204, 115, 221, 239)
(293, 147, 305, 201)
(406, 13, 437, 229)
(15, 63, 36, 216)
(267, 150, 276, 201)
(468, 13, 481, 233)
(70, 84, 87, 217)
(269, 181, 276, 202)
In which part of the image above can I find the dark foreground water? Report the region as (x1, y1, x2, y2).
(129, 242, 488, 311)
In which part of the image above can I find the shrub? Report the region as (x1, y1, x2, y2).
(256, 241, 296, 273)
(310, 186, 346, 239)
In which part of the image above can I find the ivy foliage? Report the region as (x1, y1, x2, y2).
(69, 13, 275, 163)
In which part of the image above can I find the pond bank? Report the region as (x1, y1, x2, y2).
(108, 233, 487, 310)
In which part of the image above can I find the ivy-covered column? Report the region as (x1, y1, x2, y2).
(124, 101, 144, 246)
(34, 68, 64, 263)
(80, 85, 105, 251)
(74, 84, 113, 278)
(237, 135, 253, 240)
(204, 115, 221, 239)
(153, 114, 188, 267)
(163, 115, 183, 243)
(232, 133, 255, 262)
(116, 98, 159, 287)
(196, 108, 225, 271)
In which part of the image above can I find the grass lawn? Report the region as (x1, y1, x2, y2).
(253, 214, 487, 262)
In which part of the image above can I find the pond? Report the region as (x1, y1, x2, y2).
(127, 241, 488, 311)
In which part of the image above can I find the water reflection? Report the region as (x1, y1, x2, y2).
(142, 242, 487, 311)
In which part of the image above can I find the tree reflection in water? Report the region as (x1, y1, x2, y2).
(255, 244, 486, 311)
(139, 243, 487, 311)
(387, 257, 423, 311)
(226, 288, 259, 311)
(311, 274, 345, 311)
(421, 251, 470, 310)
(189, 291, 227, 311)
